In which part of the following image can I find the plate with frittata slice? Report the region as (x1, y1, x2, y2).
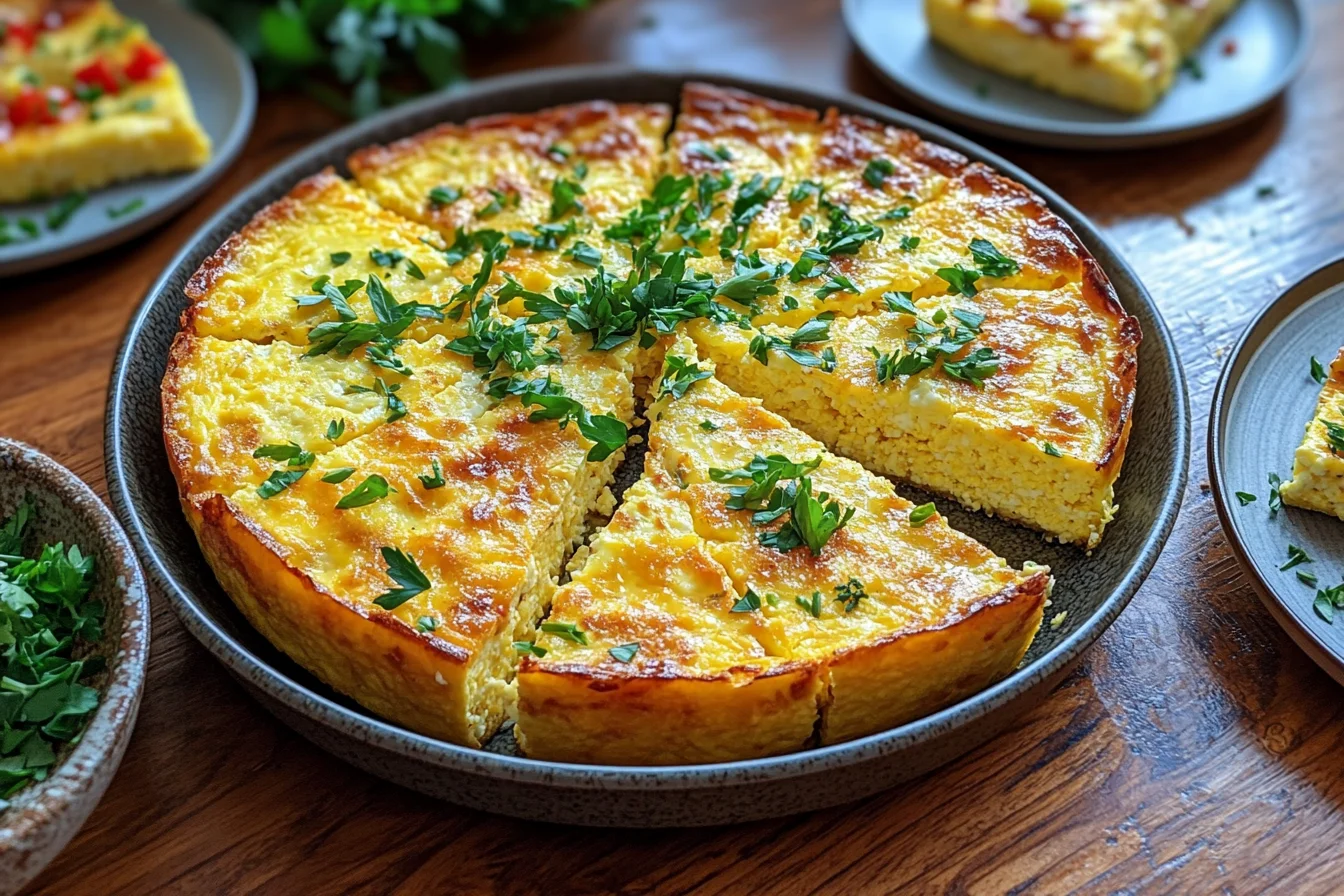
(107, 68, 1188, 826)
(0, 0, 254, 276)
(843, 0, 1308, 148)
(1210, 256, 1344, 688)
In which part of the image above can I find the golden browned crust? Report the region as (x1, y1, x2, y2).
(348, 100, 673, 175)
(160, 330, 198, 507)
(672, 82, 820, 172)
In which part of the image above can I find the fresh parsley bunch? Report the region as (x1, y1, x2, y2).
(0, 498, 104, 809)
(190, 0, 590, 117)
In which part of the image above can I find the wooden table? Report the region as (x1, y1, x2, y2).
(16, 0, 1344, 891)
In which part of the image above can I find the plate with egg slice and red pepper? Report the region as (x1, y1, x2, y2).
(0, 0, 254, 276)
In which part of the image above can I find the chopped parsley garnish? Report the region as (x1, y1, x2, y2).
(1324, 419, 1344, 454)
(1042, 442, 1063, 457)
(564, 240, 602, 267)
(862, 158, 895, 189)
(748, 331, 836, 371)
(550, 173, 586, 220)
(321, 467, 355, 484)
(1268, 472, 1283, 517)
(878, 206, 911, 221)
(908, 502, 937, 527)
(816, 201, 883, 256)
(796, 591, 823, 618)
(1180, 56, 1205, 79)
(968, 238, 1021, 278)
(106, 197, 144, 220)
(489, 375, 628, 462)
(605, 174, 691, 244)
(1298, 570, 1318, 586)
(373, 547, 431, 610)
(326, 418, 345, 442)
(418, 459, 445, 489)
(789, 180, 822, 203)
(1280, 544, 1312, 571)
(1314, 582, 1344, 623)
(899, 235, 920, 252)
(869, 294, 998, 387)
(428, 185, 461, 208)
(416, 616, 437, 633)
(659, 355, 712, 400)
(700, 420, 720, 432)
(834, 578, 868, 613)
(937, 264, 980, 298)
(1234, 491, 1256, 505)
(252, 442, 315, 466)
(45, 192, 86, 231)
(688, 142, 733, 163)
(509, 220, 579, 252)
(540, 621, 588, 645)
(709, 454, 855, 555)
(514, 641, 548, 657)
(608, 643, 640, 663)
(816, 275, 859, 299)
(475, 188, 516, 219)
(721, 173, 782, 251)
(335, 475, 397, 510)
(257, 468, 307, 498)
(731, 590, 763, 613)
(0, 498, 104, 808)
(1311, 356, 1327, 385)
(254, 442, 314, 498)
(348, 377, 407, 422)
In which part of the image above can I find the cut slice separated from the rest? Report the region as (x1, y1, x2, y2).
(923, 0, 1181, 113)
(1280, 348, 1344, 520)
(176, 325, 637, 747)
(688, 267, 1139, 548)
(0, 0, 211, 202)
(514, 336, 1048, 764)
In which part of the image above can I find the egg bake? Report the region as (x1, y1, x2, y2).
(163, 83, 1137, 764)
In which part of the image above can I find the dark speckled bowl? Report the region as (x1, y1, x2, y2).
(104, 66, 1189, 827)
(0, 440, 149, 893)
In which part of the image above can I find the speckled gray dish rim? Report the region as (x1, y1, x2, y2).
(0, 0, 256, 278)
(1208, 256, 1344, 687)
(843, 0, 1311, 150)
(0, 439, 149, 894)
(105, 65, 1190, 828)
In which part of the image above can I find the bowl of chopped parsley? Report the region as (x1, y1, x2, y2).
(0, 439, 149, 893)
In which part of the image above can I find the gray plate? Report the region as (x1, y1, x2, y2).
(104, 65, 1189, 827)
(843, 0, 1310, 149)
(1209, 257, 1344, 685)
(0, 0, 255, 278)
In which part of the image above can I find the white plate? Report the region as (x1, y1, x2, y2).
(843, 0, 1310, 149)
(0, 0, 256, 277)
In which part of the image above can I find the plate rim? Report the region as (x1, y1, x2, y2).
(1207, 254, 1344, 686)
(0, 0, 258, 278)
(104, 63, 1191, 788)
(841, 0, 1312, 150)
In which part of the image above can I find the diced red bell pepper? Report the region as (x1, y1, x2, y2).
(3, 21, 38, 51)
(123, 43, 165, 82)
(6, 86, 50, 126)
(74, 57, 120, 96)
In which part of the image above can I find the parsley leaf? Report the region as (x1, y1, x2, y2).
(909, 502, 937, 526)
(335, 475, 396, 510)
(418, 459, 446, 489)
(968, 238, 1021, 278)
(540, 621, 588, 645)
(608, 643, 639, 662)
(428, 185, 461, 208)
(373, 547, 430, 610)
(862, 158, 895, 189)
(659, 355, 712, 400)
(1235, 491, 1256, 505)
(834, 578, 868, 612)
(1311, 356, 1327, 385)
(514, 640, 547, 657)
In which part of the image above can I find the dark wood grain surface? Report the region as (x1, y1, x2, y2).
(15, 0, 1344, 891)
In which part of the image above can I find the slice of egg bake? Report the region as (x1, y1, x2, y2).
(515, 338, 1048, 764)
